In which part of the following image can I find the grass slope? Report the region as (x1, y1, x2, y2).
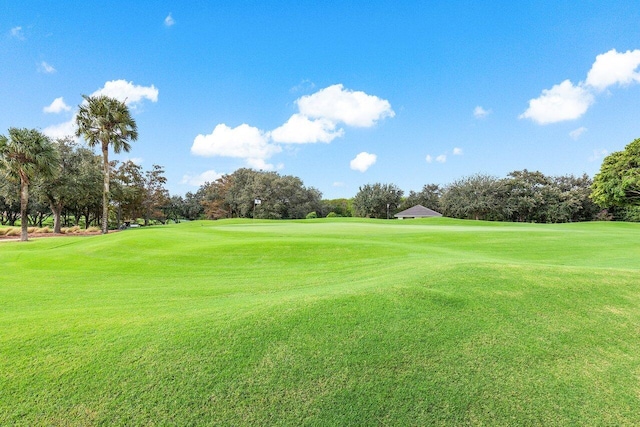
(1, 218, 640, 425)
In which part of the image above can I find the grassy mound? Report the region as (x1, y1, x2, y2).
(1, 218, 639, 425)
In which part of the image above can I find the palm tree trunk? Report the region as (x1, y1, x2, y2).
(20, 179, 29, 242)
(102, 144, 110, 234)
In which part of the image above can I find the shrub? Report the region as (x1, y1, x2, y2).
(306, 211, 318, 219)
(61, 226, 81, 234)
(27, 227, 37, 233)
(35, 227, 52, 233)
(87, 226, 100, 233)
(6, 228, 21, 236)
(0, 228, 9, 236)
(326, 212, 339, 218)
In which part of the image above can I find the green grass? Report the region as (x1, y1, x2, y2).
(1, 218, 640, 425)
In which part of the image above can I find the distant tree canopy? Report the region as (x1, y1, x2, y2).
(437, 170, 597, 222)
(348, 170, 597, 223)
(591, 138, 640, 209)
(196, 168, 322, 220)
(352, 183, 403, 218)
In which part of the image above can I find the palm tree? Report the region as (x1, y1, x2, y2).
(0, 128, 59, 241)
(75, 95, 138, 234)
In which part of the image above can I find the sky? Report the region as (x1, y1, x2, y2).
(2, 1, 640, 199)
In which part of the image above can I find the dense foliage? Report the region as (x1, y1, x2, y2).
(0, 128, 59, 240)
(196, 168, 322, 219)
(591, 138, 640, 209)
(352, 183, 403, 218)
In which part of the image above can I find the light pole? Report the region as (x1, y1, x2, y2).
(387, 203, 390, 220)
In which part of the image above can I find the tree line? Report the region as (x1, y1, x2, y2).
(0, 136, 170, 232)
(2, 92, 639, 242)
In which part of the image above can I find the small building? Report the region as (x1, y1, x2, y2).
(394, 204, 442, 219)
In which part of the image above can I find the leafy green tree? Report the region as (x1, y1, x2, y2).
(502, 170, 548, 222)
(37, 138, 101, 232)
(0, 128, 59, 241)
(162, 195, 185, 223)
(198, 168, 322, 220)
(352, 183, 403, 218)
(76, 95, 138, 233)
(142, 164, 169, 225)
(440, 173, 504, 221)
(591, 138, 640, 209)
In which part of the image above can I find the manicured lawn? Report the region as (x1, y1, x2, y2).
(1, 218, 639, 425)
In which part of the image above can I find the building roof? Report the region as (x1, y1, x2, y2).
(394, 204, 442, 218)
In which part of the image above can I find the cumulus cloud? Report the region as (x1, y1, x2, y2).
(333, 181, 345, 187)
(473, 106, 491, 118)
(191, 123, 281, 169)
(43, 97, 71, 114)
(39, 61, 56, 74)
(521, 49, 640, 125)
(192, 84, 393, 168)
(453, 147, 463, 155)
(569, 127, 587, 140)
(43, 117, 76, 139)
(164, 13, 175, 27)
(436, 154, 447, 163)
(10, 26, 24, 40)
(297, 84, 394, 127)
(425, 155, 432, 163)
(271, 114, 344, 143)
(585, 49, 640, 91)
(519, 80, 594, 124)
(350, 152, 377, 172)
(181, 170, 222, 186)
(91, 79, 158, 105)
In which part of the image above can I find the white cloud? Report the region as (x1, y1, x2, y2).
(519, 80, 594, 125)
(43, 97, 71, 114)
(39, 61, 56, 74)
(10, 26, 24, 40)
(181, 170, 222, 186)
(91, 80, 159, 105)
(271, 114, 344, 143)
(589, 149, 609, 162)
(246, 158, 278, 170)
(569, 127, 587, 140)
(350, 152, 377, 172)
(453, 147, 463, 155)
(585, 49, 640, 91)
(473, 106, 491, 118)
(191, 123, 281, 164)
(436, 154, 447, 163)
(164, 13, 175, 27)
(43, 117, 76, 140)
(425, 155, 432, 163)
(332, 181, 345, 187)
(297, 84, 394, 127)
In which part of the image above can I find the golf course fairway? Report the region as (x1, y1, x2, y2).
(1, 218, 639, 425)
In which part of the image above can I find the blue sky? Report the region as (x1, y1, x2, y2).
(2, 1, 640, 199)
